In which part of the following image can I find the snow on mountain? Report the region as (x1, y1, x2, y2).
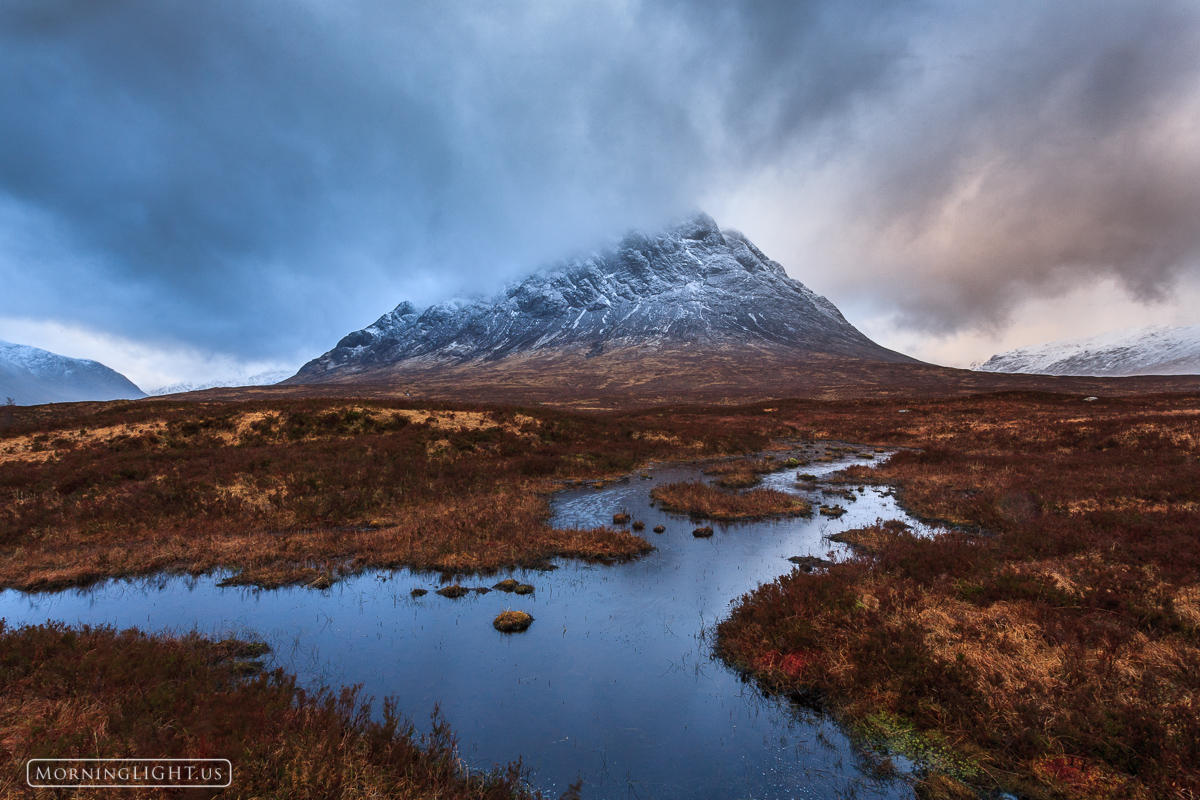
(0, 340, 146, 405)
(976, 324, 1200, 377)
(149, 369, 294, 396)
(292, 212, 913, 383)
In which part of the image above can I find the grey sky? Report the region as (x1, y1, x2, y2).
(1, 0, 1198, 386)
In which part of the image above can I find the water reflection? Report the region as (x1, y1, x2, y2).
(0, 450, 930, 799)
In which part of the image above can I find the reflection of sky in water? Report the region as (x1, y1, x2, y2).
(0, 452, 927, 799)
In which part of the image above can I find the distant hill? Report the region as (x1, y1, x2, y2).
(0, 340, 145, 405)
(287, 212, 917, 396)
(149, 369, 294, 396)
(976, 324, 1200, 377)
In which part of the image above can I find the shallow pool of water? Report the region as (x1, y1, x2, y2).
(0, 449, 930, 799)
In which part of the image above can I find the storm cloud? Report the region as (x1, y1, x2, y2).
(1, 0, 1198, 376)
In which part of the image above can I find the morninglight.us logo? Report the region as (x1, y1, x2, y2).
(26, 758, 232, 789)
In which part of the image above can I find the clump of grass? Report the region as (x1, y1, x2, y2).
(513, 583, 534, 595)
(653, 525, 666, 534)
(716, 471, 762, 489)
(493, 610, 534, 632)
(436, 584, 470, 598)
(705, 456, 795, 489)
(411, 588, 428, 597)
(612, 511, 631, 524)
(650, 481, 811, 520)
(828, 520, 911, 554)
(692, 526, 714, 538)
(493, 579, 520, 592)
(631, 520, 645, 531)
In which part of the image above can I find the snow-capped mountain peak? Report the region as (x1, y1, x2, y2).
(0, 340, 146, 405)
(976, 324, 1200, 377)
(291, 212, 912, 383)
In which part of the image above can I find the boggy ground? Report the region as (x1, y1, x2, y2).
(716, 392, 1200, 799)
(0, 621, 547, 799)
(4, 391, 1200, 799)
(0, 398, 781, 590)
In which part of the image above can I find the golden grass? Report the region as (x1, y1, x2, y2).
(718, 392, 1200, 799)
(493, 610, 534, 632)
(650, 481, 811, 520)
(0, 396, 789, 589)
(0, 622, 536, 800)
(1, 491, 651, 591)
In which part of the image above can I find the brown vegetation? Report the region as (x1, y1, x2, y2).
(6, 390, 1200, 796)
(0, 621, 537, 799)
(650, 480, 812, 520)
(827, 520, 911, 554)
(493, 611, 534, 633)
(0, 397, 783, 590)
(205, 346, 1200, 408)
(718, 392, 1200, 798)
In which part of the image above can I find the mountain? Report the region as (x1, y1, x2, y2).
(289, 213, 916, 396)
(976, 324, 1200, 377)
(149, 369, 294, 396)
(0, 340, 146, 405)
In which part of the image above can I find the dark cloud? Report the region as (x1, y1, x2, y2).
(0, 0, 1196, 362)
(808, 0, 1200, 332)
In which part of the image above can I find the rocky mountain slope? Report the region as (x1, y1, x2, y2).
(0, 340, 146, 405)
(289, 213, 915, 393)
(976, 324, 1200, 377)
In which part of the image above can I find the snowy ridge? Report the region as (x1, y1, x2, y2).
(293, 213, 911, 382)
(976, 324, 1200, 377)
(0, 340, 146, 405)
(149, 369, 294, 396)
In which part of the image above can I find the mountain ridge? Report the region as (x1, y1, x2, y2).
(289, 213, 915, 389)
(976, 324, 1200, 377)
(0, 340, 146, 405)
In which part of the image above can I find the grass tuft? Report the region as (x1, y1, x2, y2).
(650, 481, 811, 520)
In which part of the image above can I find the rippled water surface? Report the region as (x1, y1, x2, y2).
(0, 450, 931, 799)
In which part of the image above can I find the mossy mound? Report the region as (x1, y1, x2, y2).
(436, 585, 470, 599)
(493, 610, 534, 633)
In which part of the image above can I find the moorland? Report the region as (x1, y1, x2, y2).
(2, 387, 1199, 798)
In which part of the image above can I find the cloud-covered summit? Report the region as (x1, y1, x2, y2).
(292, 212, 911, 383)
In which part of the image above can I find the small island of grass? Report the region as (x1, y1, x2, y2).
(650, 481, 811, 521)
(493, 610, 534, 632)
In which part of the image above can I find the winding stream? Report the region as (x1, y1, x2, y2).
(0, 448, 933, 799)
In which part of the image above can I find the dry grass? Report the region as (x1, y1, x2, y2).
(650, 480, 811, 520)
(7, 391, 1200, 798)
(0, 397, 784, 589)
(718, 392, 1200, 799)
(827, 520, 910, 554)
(0, 621, 538, 800)
(493, 610, 534, 632)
